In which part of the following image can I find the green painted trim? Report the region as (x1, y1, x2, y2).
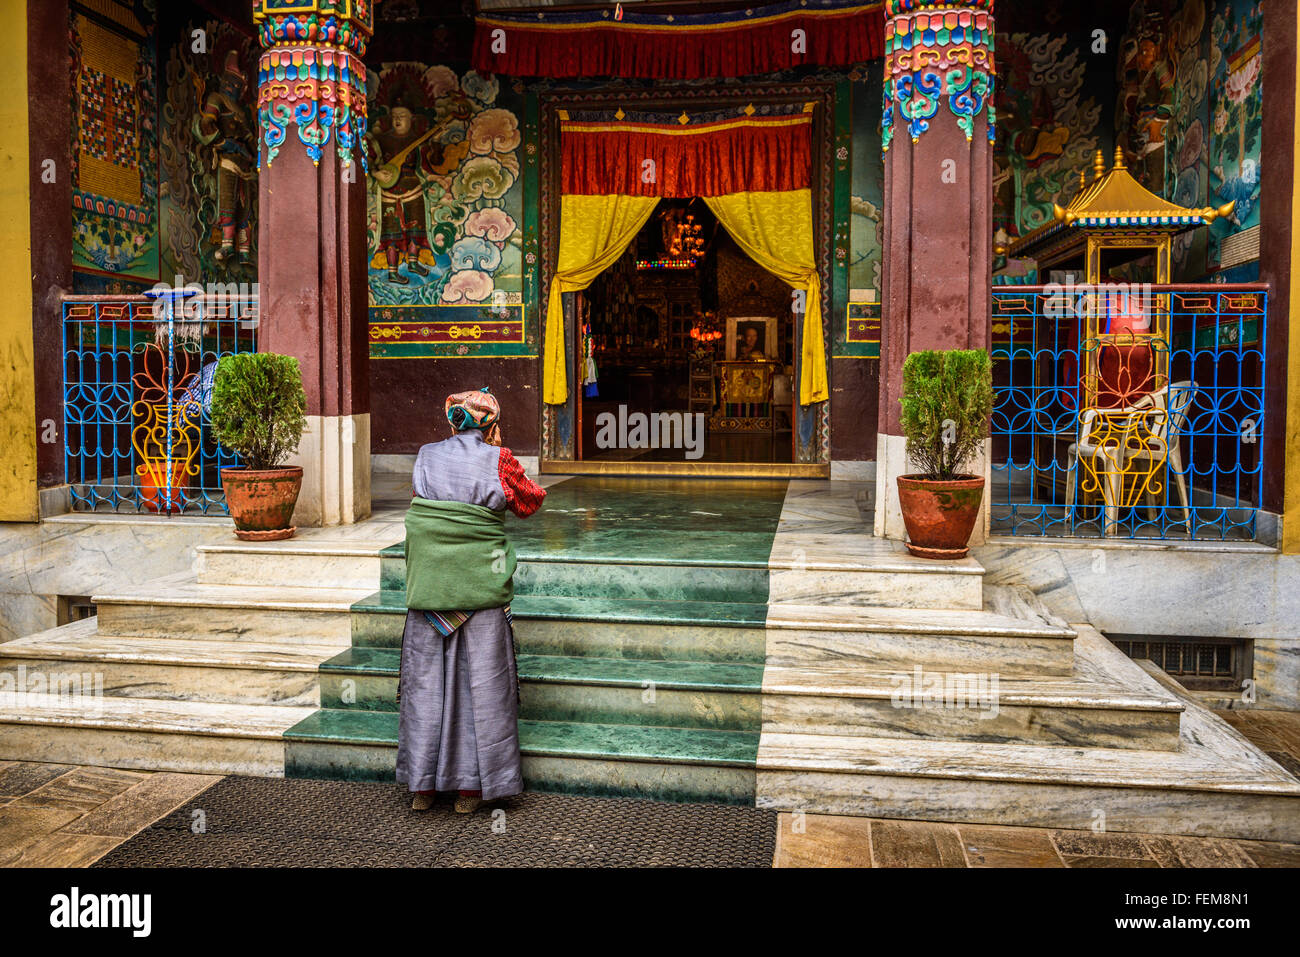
(370, 344, 540, 359)
(836, 342, 882, 358)
(831, 78, 853, 359)
(523, 91, 541, 322)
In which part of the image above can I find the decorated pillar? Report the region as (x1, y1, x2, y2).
(874, 0, 995, 540)
(254, 1, 372, 526)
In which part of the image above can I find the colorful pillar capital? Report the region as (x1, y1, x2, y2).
(253, 0, 373, 169)
(882, 0, 996, 152)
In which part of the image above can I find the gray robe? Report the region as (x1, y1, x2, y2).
(395, 607, 523, 800)
(395, 430, 525, 800)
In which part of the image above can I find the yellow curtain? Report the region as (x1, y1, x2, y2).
(544, 194, 658, 404)
(704, 190, 827, 405)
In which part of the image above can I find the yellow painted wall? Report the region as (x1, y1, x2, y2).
(0, 0, 35, 522)
(1287, 11, 1300, 554)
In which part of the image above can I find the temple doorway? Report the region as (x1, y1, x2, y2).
(575, 198, 795, 465)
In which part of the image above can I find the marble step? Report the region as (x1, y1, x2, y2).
(317, 647, 763, 730)
(284, 711, 759, 805)
(766, 555, 983, 610)
(350, 589, 770, 659)
(195, 541, 386, 590)
(382, 540, 985, 610)
(512, 613, 767, 664)
(0, 692, 312, 776)
(766, 602, 1077, 676)
(381, 544, 771, 604)
(0, 619, 339, 707)
(353, 591, 1071, 675)
(762, 663, 1182, 750)
(756, 631, 1300, 842)
(93, 572, 372, 646)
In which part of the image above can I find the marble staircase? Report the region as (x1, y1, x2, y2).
(758, 628, 1300, 842)
(1, 475, 1297, 839)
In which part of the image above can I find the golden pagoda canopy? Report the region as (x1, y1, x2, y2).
(1052, 147, 1234, 230)
(1004, 148, 1235, 263)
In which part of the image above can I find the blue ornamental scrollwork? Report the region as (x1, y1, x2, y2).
(882, 2, 995, 153)
(256, 14, 369, 170)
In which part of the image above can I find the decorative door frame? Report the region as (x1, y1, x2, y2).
(536, 79, 837, 476)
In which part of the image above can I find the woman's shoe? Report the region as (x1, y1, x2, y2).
(411, 792, 435, 811)
(453, 795, 483, 814)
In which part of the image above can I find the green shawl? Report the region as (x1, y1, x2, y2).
(404, 497, 517, 611)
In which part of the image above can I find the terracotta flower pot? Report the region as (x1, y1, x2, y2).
(220, 466, 302, 541)
(139, 460, 187, 514)
(896, 474, 985, 560)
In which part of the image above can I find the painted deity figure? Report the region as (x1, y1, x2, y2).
(193, 51, 256, 266)
(1116, 15, 1175, 191)
(367, 101, 446, 285)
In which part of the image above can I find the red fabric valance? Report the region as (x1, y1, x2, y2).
(473, 1, 883, 80)
(561, 114, 812, 197)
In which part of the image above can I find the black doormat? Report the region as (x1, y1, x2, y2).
(92, 776, 777, 868)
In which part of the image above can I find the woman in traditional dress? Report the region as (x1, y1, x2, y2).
(398, 387, 546, 813)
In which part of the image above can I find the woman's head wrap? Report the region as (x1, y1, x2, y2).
(445, 386, 501, 432)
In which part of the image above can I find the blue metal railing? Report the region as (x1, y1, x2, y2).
(991, 284, 1266, 541)
(62, 291, 258, 514)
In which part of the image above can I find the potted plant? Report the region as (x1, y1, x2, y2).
(897, 349, 994, 559)
(210, 353, 307, 541)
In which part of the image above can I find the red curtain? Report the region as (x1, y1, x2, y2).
(561, 115, 813, 197)
(472, 2, 884, 80)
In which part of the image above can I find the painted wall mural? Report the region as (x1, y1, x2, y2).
(845, 71, 882, 358)
(361, 68, 522, 291)
(849, 75, 883, 301)
(70, 0, 160, 292)
(1207, 0, 1262, 276)
(364, 62, 528, 358)
(159, 20, 260, 286)
(993, 30, 1107, 242)
(1153, 0, 1261, 281)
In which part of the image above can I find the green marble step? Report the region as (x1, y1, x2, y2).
(285, 711, 759, 763)
(350, 590, 770, 651)
(316, 647, 764, 729)
(507, 476, 788, 568)
(283, 712, 760, 804)
(380, 546, 770, 604)
(379, 476, 789, 602)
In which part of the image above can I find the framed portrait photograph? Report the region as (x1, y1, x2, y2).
(726, 316, 777, 361)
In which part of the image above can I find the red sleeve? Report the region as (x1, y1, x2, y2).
(497, 447, 546, 518)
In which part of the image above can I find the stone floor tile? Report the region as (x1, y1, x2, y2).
(61, 772, 223, 838)
(1143, 835, 1254, 868)
(0, 832, 122, 868)
(958, 824, 1065, 867)
(1050, 830, 1154, 861)
(870, 819, 966, 868)
(1237, 841, 1300, 868)
(0, 804, 84, 863)
(773, 813, 873, 868)
(0, 762, 76, 799)
(1142, 836, 1183, 867)
(1064, 855, 1161, 868)
(20, 766, 150, 812)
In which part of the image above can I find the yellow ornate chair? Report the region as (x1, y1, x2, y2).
(1065, 381, 1197, 535)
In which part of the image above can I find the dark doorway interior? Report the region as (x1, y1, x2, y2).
(577, 199, 795, 464)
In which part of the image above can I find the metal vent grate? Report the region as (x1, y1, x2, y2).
(1106, 633, 1251, 691)
(57, 595, 96, 626)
